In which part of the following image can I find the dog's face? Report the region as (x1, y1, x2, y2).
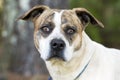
(19, 5, 104, 62)
(35, 10, 83, 61)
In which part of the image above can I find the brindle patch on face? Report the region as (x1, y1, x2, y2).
(61, 10, 83, 51)
(34, 10, 55, 49)
(34, 10, 55, 38)
(39, 21, 55, 37)
(53, 9, 62, 13)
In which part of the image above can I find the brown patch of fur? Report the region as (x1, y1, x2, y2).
(34, 33, 39, 49)
(33, 10, 55, 49)
(61, 10, 83, 50)
(53, 9, 62, 12)
(34, 10, 54, 31)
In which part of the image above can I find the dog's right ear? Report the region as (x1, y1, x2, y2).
(18, 5, 49, 21)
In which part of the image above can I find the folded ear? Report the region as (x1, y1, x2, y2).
(73, 8, 104, 28)
(18, 5, 49, 21)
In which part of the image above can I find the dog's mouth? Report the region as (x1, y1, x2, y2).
(46, 50, 66, 61)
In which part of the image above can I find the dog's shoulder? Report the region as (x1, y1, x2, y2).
(89, 41, 120, 80)
(91, 41, 120, 62)
(92, 41, 120, 54)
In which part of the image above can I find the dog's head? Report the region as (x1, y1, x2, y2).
(19, 5, 104, 62)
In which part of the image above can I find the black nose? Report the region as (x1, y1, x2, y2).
(51, 39, 65, 51)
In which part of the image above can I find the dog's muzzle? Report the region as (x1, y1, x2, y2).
(47, 39, 66, 61)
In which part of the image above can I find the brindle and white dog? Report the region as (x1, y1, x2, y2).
(19, 5, 120, 80)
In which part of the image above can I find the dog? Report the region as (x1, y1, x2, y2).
(19, 5, 120, 80)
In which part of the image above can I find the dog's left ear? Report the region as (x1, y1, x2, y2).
(18, 5, 50, 21)
(73, 8, 104, 28)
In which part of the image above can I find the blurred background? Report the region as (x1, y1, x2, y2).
(0, 0, 120, 80)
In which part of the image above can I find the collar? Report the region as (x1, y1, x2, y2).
(74, 61, 90, 80)
(48, 61, 90, 80)
(48, 77, 52, 80)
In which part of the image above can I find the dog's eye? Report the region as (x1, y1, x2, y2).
(40, 25, 53, 34)
(65, 27, 76, 35)
(41, 26, 50, 32)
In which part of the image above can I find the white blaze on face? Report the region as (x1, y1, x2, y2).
(38, 10, 74, 61)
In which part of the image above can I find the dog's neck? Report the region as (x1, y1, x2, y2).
(45, 31, 95, 80)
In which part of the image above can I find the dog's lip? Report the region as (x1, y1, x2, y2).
(46, 55, 66, 61)
(46, 49, 66, 61)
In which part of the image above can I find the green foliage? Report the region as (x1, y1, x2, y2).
(70, 0, 120, 48)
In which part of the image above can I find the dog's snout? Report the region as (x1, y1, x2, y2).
(48, 39, 66, 61)
(51, 39, 65, 50)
